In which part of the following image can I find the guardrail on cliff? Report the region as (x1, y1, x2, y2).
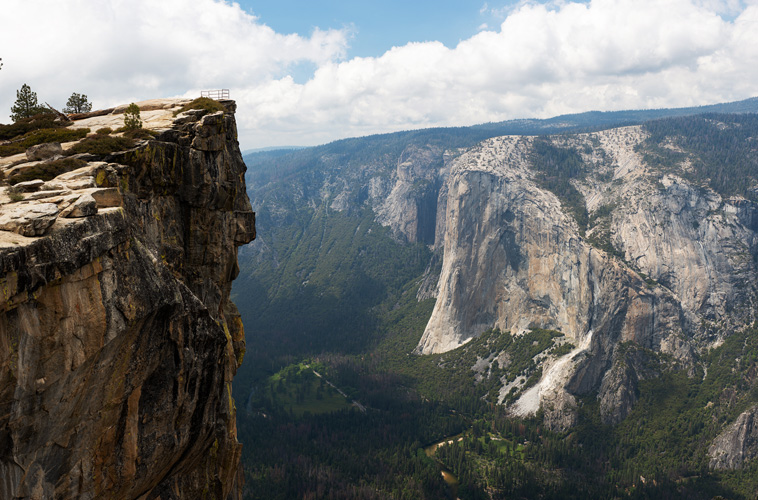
(201, 89, 230, 100)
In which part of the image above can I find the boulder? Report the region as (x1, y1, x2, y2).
(23, 189, 66, 201)
(26, 142, 62, 161)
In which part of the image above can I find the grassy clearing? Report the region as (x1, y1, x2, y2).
(256, 362, 352, 417)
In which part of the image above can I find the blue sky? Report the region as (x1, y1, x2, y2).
(1, 0, 758, 149)
(237, 0, 511, 85)
(238, 1, 509, 59)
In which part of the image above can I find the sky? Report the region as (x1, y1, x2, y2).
(1, 0, 758, 150)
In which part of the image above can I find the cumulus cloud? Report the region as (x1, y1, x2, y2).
(239, 0, 758, 146)
(0, 0, 347, 125)
(1, 0, 757, 148)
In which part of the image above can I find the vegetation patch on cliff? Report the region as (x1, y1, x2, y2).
(7, 157, 87, 185)
(586, 201, 625, 258)
(173, 97, 225, 116)
(0, 126, 90, 157)
(0, 113, 63, 141)
(529, 139, 589, 234)
(64, 135, 136, 157)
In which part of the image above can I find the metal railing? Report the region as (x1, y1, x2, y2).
(201, 89, 230, 100)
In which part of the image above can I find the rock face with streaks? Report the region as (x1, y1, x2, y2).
(709, 405, 758, 469)
(373, 144, 447, 245)
(416, 127, 758, 431)
(0, 99, 254, 499)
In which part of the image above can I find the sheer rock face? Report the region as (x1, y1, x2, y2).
(0, 100, 254, 499)
(417, 128, 758, 430)
(709, 405, 758, 469)
(373, 144, 447, 246)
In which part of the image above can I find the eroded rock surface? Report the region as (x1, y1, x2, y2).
(0, 99, 254, 499)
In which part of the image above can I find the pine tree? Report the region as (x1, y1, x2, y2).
(123, 103, 142, 129)
(63, 93, 92, 114)
(11, 84, 47, 122)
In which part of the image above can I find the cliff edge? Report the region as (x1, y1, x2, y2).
(0, 99, 255, 499)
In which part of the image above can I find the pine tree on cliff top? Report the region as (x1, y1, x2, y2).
(11, 84, 47, 122)
(63, 93, 92, 114)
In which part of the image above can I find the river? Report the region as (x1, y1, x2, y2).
(424, 434, 463, 498)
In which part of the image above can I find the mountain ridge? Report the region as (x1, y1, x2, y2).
(242, 95, 758, 162)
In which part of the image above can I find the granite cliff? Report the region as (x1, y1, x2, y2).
(417, 125, 758, 431)
(709, 405, 758, 469)
(0, 99, 254, 499)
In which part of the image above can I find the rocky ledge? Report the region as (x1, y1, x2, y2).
(0, 99, 255, 499)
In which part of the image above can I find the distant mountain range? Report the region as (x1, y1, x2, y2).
(241, 146, 306, 156)
(471, 95, 758, 134)
(243, 96, 758, 161)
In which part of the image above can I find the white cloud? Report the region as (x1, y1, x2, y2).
(0, 0, 347, 129)
(237, 0, 757, 146)
(1, 0, 757, 149)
